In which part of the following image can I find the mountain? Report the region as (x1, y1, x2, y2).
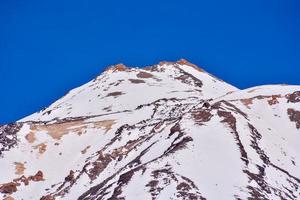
(1, 59, 300, 200)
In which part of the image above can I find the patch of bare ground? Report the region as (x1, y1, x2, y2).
(65, 170, 75, 182)
(286, 91, 300, 103)
(191, 109, 212, 125)
(29, 120, 87, 140)
(29, 119, 116, 140)
(3, 196, 14, 200)
(40, 195, 55, 200)
(14, 162, 26, 175)
(93, 120, 116, 133)
(30, 170, 44, 182)
(136, 71, 154, 78)
(128, 78, 145, 84)
(33, 143, 47, 154)
(87, 151, 114, 181)
(0, 183, 18, 194)
(240, 98, 254, 108)
(165, 136, 193, 154)
(0, 171, 44, 195)
(0, 123, 22, 155)
(105, 63, 128, 72)
(25, 132, 36, 143)
(106, 91, 124, 97)
(268, 95, 280, 105)
(239, 95, 281, 107)
(287, 108, 300, 129)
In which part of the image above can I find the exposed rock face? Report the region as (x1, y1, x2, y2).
(30, 170, 44, 182)
(1, 60, 300, 199)
(136, 71, 154, 78)
(0, 182, 18, 194)
(128, 79, 145, 84)
(0, 123, 22, 155)
(287, 91, 300, 103)
(288, 108, 300, 129)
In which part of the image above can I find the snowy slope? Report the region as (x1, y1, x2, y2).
(1, 59, 299, 200)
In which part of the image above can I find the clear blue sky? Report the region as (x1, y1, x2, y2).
(1, 0, 299, 124)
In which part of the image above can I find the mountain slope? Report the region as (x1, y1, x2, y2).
(1, 59, 300, 200)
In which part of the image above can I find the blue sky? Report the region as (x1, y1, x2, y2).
(0, 0, 300, 124)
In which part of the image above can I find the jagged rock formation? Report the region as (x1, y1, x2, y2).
(0, 59, 300, 200)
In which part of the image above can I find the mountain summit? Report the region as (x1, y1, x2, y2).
(1, 60, 300, 200)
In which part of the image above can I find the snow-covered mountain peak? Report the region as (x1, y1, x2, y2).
(1, 60, 300, 200)
(21, 60, 237, 122)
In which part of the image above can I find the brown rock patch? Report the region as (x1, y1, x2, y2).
(30, 120, 86, 140)
(40, 195, 55, 200)
(25, 132, 36, 143)
(0, 182, 19, 194)
(30, 119, 116, 141)
(286, 91, 300, 103)
(166, 137, 193, 154)
(177, 182, 192, 192)
(65, 170, 75, 182)
(88, 151, 113, 181)
(93, 120, 116, 133)
(30, 170, 44, 182)
(128, 79, 145, 84)
(14, 162, 26, 175)
(169, 123, 181, 136)
(267, 95, 280, 105)
(0, 170, 44, 195)
(191, 109, 212, 125)
(105, 63, 127, 72)
(0, 123, 22, 155)
(33, 143, 47, 154)
(106, 91, 124, 97)
(136, 71, 154, 78)
(287, 108, 300, 129)
(176, 58, 205, 72)
(240, 98, 254, 107)
(240, 95, 282, 107)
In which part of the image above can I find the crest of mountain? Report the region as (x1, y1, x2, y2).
(1, 59, 300, 200)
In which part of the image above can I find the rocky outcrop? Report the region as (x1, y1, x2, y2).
(0, 123, 22, 155)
